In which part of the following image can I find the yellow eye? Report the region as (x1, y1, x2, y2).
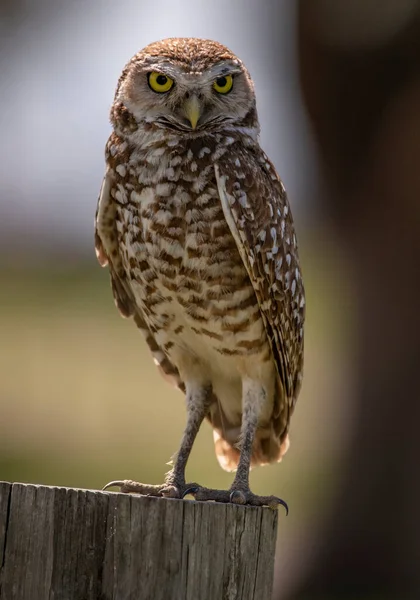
(213, 74, 233, 94)
(148, 72, 174, 93)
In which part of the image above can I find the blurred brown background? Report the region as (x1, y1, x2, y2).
(0, 1, 419, 598)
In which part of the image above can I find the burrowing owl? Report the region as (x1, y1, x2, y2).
(95, 38, 304, 509)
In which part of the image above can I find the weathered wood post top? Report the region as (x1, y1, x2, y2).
(0, 481, 278, 600)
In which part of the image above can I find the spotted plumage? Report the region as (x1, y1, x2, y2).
(95, 38, 305, 508)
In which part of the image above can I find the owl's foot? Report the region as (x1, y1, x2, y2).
(183, 485, 288, 513)
(102, 479, 200, 499)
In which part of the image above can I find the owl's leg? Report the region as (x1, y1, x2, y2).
(102, 382, 212, 498)
(160, 382, 212, 497)
(227, 379, 288, 510)
(186, 379, 288, 512)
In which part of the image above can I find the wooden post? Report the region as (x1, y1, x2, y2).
(0, 481, 278, 600)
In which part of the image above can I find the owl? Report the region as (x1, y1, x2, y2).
(95, 38, 305, 509)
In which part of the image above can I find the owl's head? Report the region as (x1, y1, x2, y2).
(112, 38, 259, 138)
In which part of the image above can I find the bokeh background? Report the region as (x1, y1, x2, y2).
(1, 1, 419, 598)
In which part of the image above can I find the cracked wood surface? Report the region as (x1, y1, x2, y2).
(0, 482, 278, 600)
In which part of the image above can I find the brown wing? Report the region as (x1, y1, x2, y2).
(215, 149, 305, 428)
(95, 168, 184, 391)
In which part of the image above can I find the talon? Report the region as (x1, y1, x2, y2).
(102, 480, 126, 492)
(276, 498, 289, 515)
(182, 486, 200, 499)
(265, 496, 289, 514)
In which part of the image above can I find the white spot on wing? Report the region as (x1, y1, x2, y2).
(281, 220, 286, 237)
(239, 192, 249, 208)
(114, 184, 127, 204)
(270, 227, 277, 246)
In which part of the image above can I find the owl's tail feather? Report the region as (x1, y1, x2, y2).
(212, 427, 290, 472)
(208, 398, 290, 473)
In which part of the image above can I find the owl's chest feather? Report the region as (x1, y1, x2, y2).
(117, 175, 249, 311)
(111, 138, 268, 365)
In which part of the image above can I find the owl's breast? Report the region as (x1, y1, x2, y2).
(114, 172, 269, 370)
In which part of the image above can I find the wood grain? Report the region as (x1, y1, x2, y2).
(0, 482, 278, 600)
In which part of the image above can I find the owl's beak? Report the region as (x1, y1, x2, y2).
(183, 95, 201, 130)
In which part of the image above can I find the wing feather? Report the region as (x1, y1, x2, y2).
(95, 168, 184, 391)
(215, 150, 305, 414)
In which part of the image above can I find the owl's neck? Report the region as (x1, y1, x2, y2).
(117, 122, 260, 157)
(110, 102, 260, 151)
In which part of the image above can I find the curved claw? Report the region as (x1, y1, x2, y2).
(276, 498, 289, 515)
(102, 480, 126, 492)
(261, 495, 289, 514)
(181, 486, 200, 499)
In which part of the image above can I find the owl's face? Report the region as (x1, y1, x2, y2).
(114, 38, 258, 137)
